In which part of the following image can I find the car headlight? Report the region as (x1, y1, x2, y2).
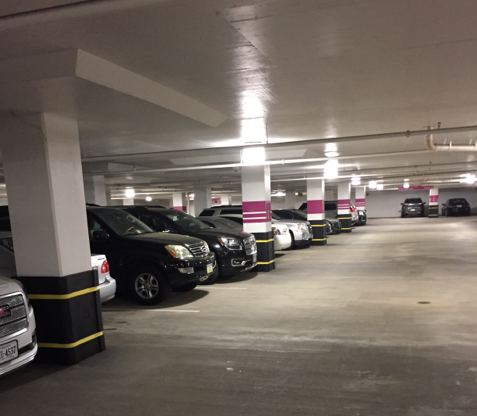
(165, 245, 194, 259)
(272, 226, 282, 235)
(218, 237, 242, 250)
(297, 223, 308, 230)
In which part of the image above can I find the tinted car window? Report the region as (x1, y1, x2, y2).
(222, 216, 243, 225)
(199, 209, 215, 217)
(137, 214, 173, 232)
(325, 203, 337, 210)
(274, 211, 294, 220)
(449, 199, 468, 204)
(291, 211, 308, 221)
(404, 198, 422, 204)
(220, 208, 242, 215)
(93, 209, 153, 236)
(164, 211, 211, 232)
(215, 218, 242, 229)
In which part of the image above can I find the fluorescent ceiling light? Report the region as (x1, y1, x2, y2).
(145, 196, 152, 202)
(325, 143, 338, 153)
(369, 180, 377, 189)
(463, 173, 476, 184)
(403, 182, 410, 189)
(242, 146, 266, 165)
(324, 159, 339, 179)
(351, 174, 361, 185)
(125, 188, 135, 198)
(376, 184, 384, 190)
(274, 191, 286, 197)
(325, 151, 339, 158)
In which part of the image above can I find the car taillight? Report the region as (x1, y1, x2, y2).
(101, 260, 109, 274)
(404, 203, 409, 205)
(448, 205, 453, 208)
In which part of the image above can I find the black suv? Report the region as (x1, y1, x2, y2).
(87, 206, 216, 304)
(119, 206, 257, 284)
(442, 198, 470, 216)
(401, 198, 425, 217)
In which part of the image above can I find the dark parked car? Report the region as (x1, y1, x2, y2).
(401, 198, 425, 217)
(87, 206, 217, 304)
(197, 216, 243, 231)
(442, 198, 471, 216)
(119, 206, 257, 284)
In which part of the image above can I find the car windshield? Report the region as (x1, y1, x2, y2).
(165, 211, 211, 232)
(215, 217, 242, 229)
(271, 212, 282, 220)
(291, 210, 308, 220)
(94, 209, 154, 236)
(450, 199, 467, 204)
(405, 198, 422, 204)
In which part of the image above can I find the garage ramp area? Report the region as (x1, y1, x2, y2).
(1, 218, 477, 415)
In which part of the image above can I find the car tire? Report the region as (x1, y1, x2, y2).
(198, 266, 219, 285)
(174, 282, 198, 292)
(128, 265, 170, 305)
(289, 231, 295, 249)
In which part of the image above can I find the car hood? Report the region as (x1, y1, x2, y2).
(123, 232, 204, 245)
(188, 229, 253, 240)
(272, 219, 308, 226)
(0, 275, 22, 295)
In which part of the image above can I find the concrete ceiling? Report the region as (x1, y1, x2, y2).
(1, 0, 477, 198)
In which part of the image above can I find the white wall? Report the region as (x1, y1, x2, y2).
(367, 187, 477, 218)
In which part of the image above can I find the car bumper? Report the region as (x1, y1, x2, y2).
(293, 229, 312, 246)
(98, 276, 117, 304)
(220, 251, 258, 275)
(0, 305, 38, 377)
(274, 233, 292, 251)
(164, 253, 217, 288)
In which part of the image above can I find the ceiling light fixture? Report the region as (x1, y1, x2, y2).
(274, 191, 286, 197)
(403, 182, 410, 189)
(145, 196, 152, 202)
(125, 188, 135, 198)
(368, 180, 377, 189)
(324, 159, 339, 179)
(351, 174, 361, 186)
(324, 151, 339, 158)
(242, 146, 266, 165)
(463, 173, 476, 184)
(376, 183, 384, 190)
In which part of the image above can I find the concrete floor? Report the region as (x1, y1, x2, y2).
(1, 217, 477, 415)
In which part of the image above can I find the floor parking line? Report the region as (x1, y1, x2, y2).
(103, 309, 200, 313)
(206, 287, 248, 290)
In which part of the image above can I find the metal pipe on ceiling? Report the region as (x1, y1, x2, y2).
(425, 132, 477, 152)
(82, 124, 477, 163)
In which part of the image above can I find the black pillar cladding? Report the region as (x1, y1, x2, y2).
(309, 220, 327, 246)
(16, 270, 105, 365)
(254, 231, 275, 272)
(337, 216, 352, 233)
(428, 205, 439, 217)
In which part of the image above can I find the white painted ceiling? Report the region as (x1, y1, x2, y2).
(1, 0, 477, 198)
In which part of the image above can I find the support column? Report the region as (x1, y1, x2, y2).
(172, 192, 187, 212)
(337, 182, 352, 232)
(285, 191, 297, 209)
(355, 186, 366, 211)
(84, 175, 107, 206)
(429, 188, 439, 217)
(193, 184, 212, 216)
(242, 165, 274, 272)
(307, 180, 326, 245)
(0, 113, 104, 365)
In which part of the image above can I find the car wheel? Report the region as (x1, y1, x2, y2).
(198, 266, 219, 285)
(289, 231, 295, 249)
(129, 265, 170, 305)
(174, 282, 198, 292)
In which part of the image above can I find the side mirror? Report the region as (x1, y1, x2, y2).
(92, 230, 110, 241)
(400, 203, 404, 205)
(422, 202, 426, 205)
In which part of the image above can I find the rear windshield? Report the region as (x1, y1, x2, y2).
(292, 210, 308, 220)
(449, 199, 468, 204)
(94, 209, 153, 236)
(220, 208, 242, 214)
(404, 198, 422, 204)
(199, 209, 215, 217)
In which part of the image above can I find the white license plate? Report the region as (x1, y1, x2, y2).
(410, 209, 415, 211)
(0, 340, 18, 365)
(206, 263, 213, 274)
(252, 253, 257, 263)
(457, 205, 462, 208)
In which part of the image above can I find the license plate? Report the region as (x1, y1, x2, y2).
(206, 263, 213, 274)
(252, 253, 257, 263)
(457, 205, 462, 208)
(410, 209, 415, 211)
(0, 340, 18, 365)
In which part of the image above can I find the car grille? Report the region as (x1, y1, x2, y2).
(0, 294, 28, 339)
(186, 241, 209, 258)
(330, 222, 341, 233)
(243, 236, 257, 255)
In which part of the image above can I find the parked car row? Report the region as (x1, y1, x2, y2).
(298, 201, 367, 227)
(400, 197, 471, 217)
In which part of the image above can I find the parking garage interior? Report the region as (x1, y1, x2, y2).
(1, 0, 477, 414)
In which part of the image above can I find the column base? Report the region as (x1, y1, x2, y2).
(428, 206, 439, 217)
(310, 220, 327, 246)
(254, 231, 275, 272)
(16, 270, 105, 365)
(337, 217, 352, 233)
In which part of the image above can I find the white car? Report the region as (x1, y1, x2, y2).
(214, 214, 292, 252)
(0, 276, 38, 376)
(0, 232, 116, 304)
